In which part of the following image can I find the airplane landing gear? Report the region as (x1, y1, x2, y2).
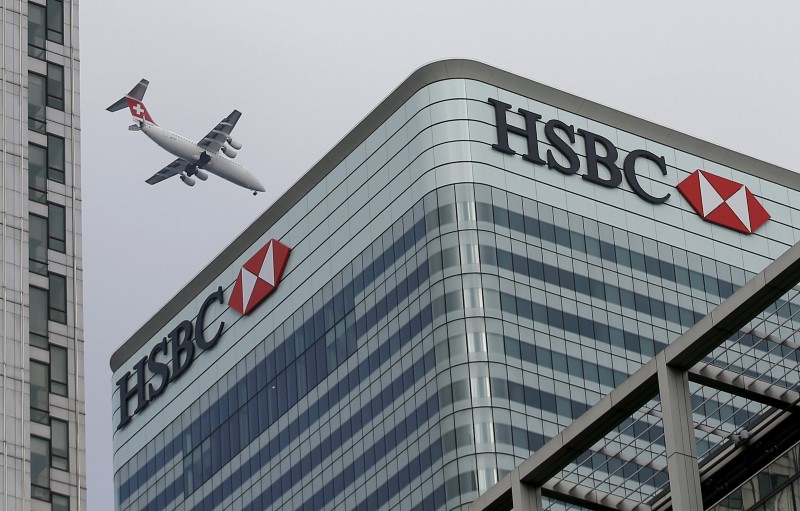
(253, 191, 257, 196)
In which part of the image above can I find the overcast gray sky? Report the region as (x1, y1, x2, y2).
(80, 1, 800, 508)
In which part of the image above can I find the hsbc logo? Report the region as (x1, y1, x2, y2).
(116, 240, 291, 429)
(489, 99, 771, 234)
(229, 239, 291, 315)
(677, 170, 770, 234)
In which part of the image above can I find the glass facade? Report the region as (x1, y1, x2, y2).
(29, 142, 48, 201)
(115, 185, 786, 510)
(711, 441, 800, 511)
(112, 69, 800, 511)
(28, 71, 47, 132)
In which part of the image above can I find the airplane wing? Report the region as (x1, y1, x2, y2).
(197, 110, 241, 154)
(145, 158, 190, 185)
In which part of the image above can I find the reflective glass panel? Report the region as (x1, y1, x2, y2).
(29, 144, 47, 202)
(28, 3, 46, 58)
(48, 273, 67, 324)
(46, 63, 64, 110)
(29, 73, 46, 132)
(51, 345, 68, 396)
(52, 494, 69, 511)
(29, 214, 48, 275)
(31, 436, 50, 500)
(46, 0, 64, 43)
(30, 360, 49, 424)
(30, 286, 49, 347)
(47, 135, 65, 183)
(47, 203, 66, 253)
(51, 419, 68, 471)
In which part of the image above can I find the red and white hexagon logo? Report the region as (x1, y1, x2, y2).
(228, 239, 291, 315)
(676, 170, 770, 234)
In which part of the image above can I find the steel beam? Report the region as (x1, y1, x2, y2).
(512, 469, 543, 511)
(689, 365, 800, 411)
(658, 356, 703, 511)
(543, 480, 651, 511)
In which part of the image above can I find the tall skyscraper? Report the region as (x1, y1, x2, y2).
(110, 60, 799, 511)
(1, 1, 84, 510)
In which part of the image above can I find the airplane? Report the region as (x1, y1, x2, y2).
(107, 79, 265, 195)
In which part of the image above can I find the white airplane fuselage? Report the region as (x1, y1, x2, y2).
(141, 122, 265, 192)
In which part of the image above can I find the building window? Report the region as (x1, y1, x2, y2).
(29, 144, 48, 202)
(30, 360, 49, 424)
(47, 135, 65, 183)
(30, 286, 49, 348)
(31, 436, 50, 501)
(48, 273, 67, 324)
(46, 0, 64, 44)
(48, 203, 66, 253)
(29, 72, 47, 133)
(28, 3, 46, 59)
(52, 493, 69, 511)
(51, 418, 68, 471)
(50, 345, 68, 397)
(46, 63, 64, 111)
(30, 214, 48, 275)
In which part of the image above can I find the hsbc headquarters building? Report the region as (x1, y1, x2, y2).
(110, 61, 800, 511)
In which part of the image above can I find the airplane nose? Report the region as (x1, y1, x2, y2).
(253, 179, 266, 193)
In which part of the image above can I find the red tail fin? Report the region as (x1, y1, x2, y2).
(126, 98, 155, 124)
(106, 79, 156, 125)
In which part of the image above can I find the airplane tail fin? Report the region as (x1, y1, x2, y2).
(106, 78, 156, 125)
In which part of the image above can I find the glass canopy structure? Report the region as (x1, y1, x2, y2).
(470, 242, 800, 511)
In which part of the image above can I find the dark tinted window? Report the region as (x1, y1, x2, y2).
(51, 419, 69, 470)
(51, 345, 68, 396)
(46, 63, 64, 110)
(52, 493, 69, 511)
(46, 0, 64, 43)
(29, 144, 48, 201)
(48, 273, 67, 323)
(28, 3, 46, 58)
(29, 214, 48, 275)
(47, 135, 65, 183)
(48, 203, 66, 252)
(30, 360, 49, 423)
(31, 436, 50, 500)
(29, 73, 46, 132)
(30, 286, 49, 348)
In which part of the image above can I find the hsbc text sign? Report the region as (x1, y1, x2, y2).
(488, 98, 770, 233)
(116, 240, 291, 429)
(489, 98, 670, 204)
(116, 287, 226, 429)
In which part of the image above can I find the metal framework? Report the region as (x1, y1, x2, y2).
(469, 241, 800, 511)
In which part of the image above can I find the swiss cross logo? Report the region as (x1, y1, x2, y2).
(125, 97, 154, 124)
(228, 239, 291, 315)
(676, 170, 770, 234)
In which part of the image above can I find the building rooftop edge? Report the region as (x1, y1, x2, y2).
(110, 58, 800, 371)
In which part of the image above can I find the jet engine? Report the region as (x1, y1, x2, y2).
(180, 174, 196, 187)
(227, 137, 242, 150)
(222, 146, 238, 159)
(194, 169, 209, 181)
